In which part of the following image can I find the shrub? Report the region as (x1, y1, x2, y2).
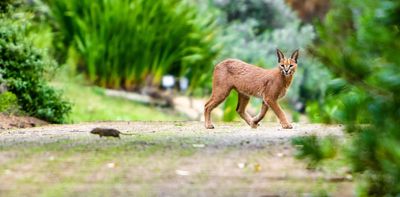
(295, 0, 400, 195)
(0, 91, 18, 113)
(212, 0, 290, 32)
(292, 135, 337, 168)
(46, 0, 219, 91)
(0, 16, 71, 123)
(0, 0, 18, 12)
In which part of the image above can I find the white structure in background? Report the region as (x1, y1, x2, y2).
(161, 75, 175, 90)
(162, 75, 189, 93)
(179, 77, 189, 92)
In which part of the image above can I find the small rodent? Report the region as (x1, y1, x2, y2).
(90, 128, 136, 138)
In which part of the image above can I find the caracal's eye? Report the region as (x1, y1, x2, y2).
(280, 64, 284, 68)
(289, 65, 293, 67)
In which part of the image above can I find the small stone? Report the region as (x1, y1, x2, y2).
(237, 162, 246, 169)
(107, 162, 116, 168)
(345, 174, 353, 180)
(192, 144, 205, 148)
(175, 170, 190, 176)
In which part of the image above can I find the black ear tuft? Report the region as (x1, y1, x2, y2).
(291, 49, 299, 63)
(276, 49, 285, 63)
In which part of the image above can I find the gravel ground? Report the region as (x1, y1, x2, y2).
(0, 121, 344, 146)
(0, 121, 352, 197)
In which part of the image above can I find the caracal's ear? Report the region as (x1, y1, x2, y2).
(276, 49, 285, 62)
(291, 49, 299, 63)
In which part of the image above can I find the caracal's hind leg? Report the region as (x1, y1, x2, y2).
(251, 102, 269, 126)
(204, 86, 232, 129)
(236, 93, 258, 128)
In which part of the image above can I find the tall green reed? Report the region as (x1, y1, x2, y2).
(46, 0, 219, 90)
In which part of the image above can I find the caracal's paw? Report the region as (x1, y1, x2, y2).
(281, 123, 293, 129)
(205, 123, 215, 129)
(249, 121, 260, 129)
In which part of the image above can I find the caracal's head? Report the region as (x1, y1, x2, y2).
(276, 49, 299, 77)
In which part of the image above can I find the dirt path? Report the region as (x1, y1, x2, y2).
(0, 121, 344, 144)
(0, 121, 352, 197)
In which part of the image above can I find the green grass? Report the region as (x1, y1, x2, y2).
(51, 76, 185, 123)
(0, 133, 197, 197)
(0, 152, 172, 196)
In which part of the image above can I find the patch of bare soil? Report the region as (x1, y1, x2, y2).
(0, 113, 47, 130)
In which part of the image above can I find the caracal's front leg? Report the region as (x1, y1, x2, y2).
(251, 103, 269, 126)
(264, 98, 292, 129)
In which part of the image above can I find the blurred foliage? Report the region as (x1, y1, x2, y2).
(213, 0, 293, 33)
(296, 0, 400, 195)
(0, 0, 21, 13)
(0, 6, 71, 123)
(285, 0, 330, 23)
(0, 91, 18, 113)
(51, 75, 184, 123)
(292, 135, 337, 168)
(222, 91, 238, 121)
(305, 78, 345, 123)
(210, 0, 332, 121)
(291, 111, 300, 122)
(45, 0, 219, 91)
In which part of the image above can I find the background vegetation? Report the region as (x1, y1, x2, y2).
(51, 77, 184, 122)
(46, 0, 219, 91)
(292, 0, 400, 195)
(0, 1, 71, 123)
(7, 0, 334, 123)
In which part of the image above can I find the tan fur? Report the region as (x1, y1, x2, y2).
(204, 49, 299, 129)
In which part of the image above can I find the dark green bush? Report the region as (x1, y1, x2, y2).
(295, 0, 400, 195)
(0, 0, 18, 12)
(0, 17, 71, 123)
